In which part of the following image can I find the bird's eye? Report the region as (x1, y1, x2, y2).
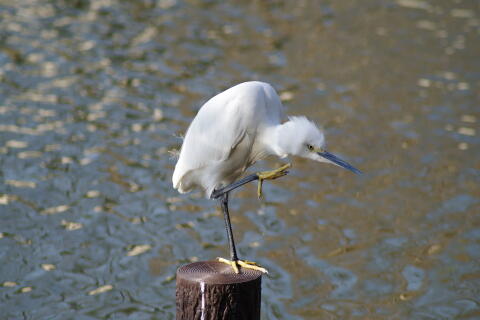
(307, 144, 314, 151)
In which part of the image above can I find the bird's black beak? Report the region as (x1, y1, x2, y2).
(317, 150, 362, 174)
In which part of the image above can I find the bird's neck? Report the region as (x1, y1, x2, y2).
(256, 123, 291, 158)
(252, 125, 283, 160)
(255, 121, 298, 160)
(273, 121, 298, 157)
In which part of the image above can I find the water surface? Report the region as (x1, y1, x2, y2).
(1, 0, 479, 319)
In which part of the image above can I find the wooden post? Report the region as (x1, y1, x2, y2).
(176, 261, 262, 320)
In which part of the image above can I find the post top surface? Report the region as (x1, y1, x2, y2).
(176, 261, 263, 285)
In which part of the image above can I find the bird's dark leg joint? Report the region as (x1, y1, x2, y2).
(210, 189, 222, 200)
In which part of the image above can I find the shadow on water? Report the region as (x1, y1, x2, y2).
(1, 0, 479, 319)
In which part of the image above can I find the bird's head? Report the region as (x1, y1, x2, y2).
(278, 116, 361, 174)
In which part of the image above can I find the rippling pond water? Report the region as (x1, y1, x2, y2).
(1, 0, 479, 319)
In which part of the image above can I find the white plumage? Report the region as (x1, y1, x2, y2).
(171, 80, 360, 274)
(172, 81, 359, 198)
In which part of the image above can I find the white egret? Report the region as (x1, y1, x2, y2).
(172, 81, 360, 273)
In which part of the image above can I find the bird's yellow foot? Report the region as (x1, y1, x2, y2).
(256, 163, 291, 199)
(217, 257, 268, 274)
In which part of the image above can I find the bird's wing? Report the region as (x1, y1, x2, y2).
(172, 95, 250, 188)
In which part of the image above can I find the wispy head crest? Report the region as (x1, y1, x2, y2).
(287, 116, 324, 143)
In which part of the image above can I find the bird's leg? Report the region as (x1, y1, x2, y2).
(216, 192, 268, 274)
(210, 163, 291, 200)
(256, 163, 291, 199)
(220, 192, 239, 273)
(210, 174, 259, 199)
